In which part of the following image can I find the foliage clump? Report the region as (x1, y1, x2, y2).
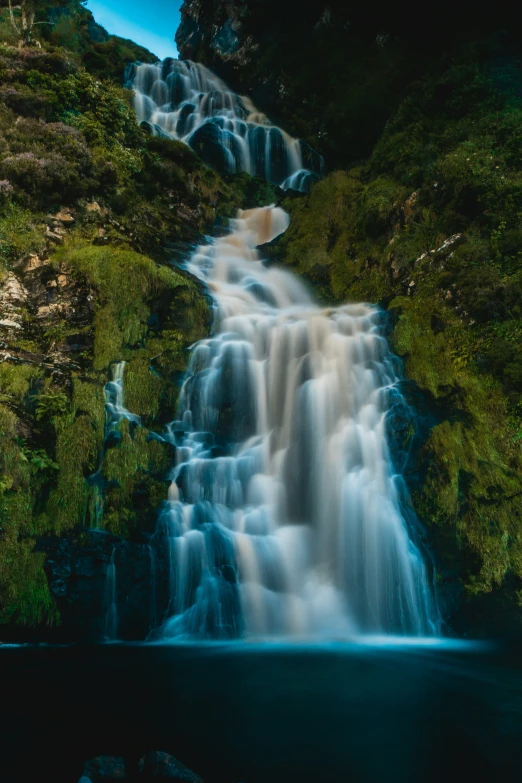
(0, 3, 259, 634)
(277, 42, 522, 630)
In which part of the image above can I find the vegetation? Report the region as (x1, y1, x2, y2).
(274, 42, 522, 632)
(0, 3, 260, 632)
(2, 0, 522, 636)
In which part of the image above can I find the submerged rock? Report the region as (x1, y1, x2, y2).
(82, 755, 126, 781)
(79, 752, 202, 783)
(139, 752, 203, 782)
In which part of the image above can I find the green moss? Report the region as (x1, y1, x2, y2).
(0, 537, 58, 626)
(45, 412, 93, 532)
(0, 205, 46, 267)
(390, 297, 463, 397)
(92, 306, 125, 371)
(0, 402, 58, 626)
(53, 243, 188, 369)
(0, 363, 42, 400)
(281, 163, 522, 604)
(0, 404, 31, 516)
(104, 421, 168, 494)
(274, 42, 522, 627)
(40, 377, 104, 533)
(73, 378, 105, 437)
(278, 172, 361, 299)
(123, 358, 162, 420)
(418, 417, 522, 595)
(144, 477, 169, 513)
(102, 419, 169, 535)
(358, 177, 407, 237)
(389, 296, 522, 594)
(0, 10, 238, 632)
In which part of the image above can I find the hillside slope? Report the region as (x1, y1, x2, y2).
(178, 0, 522, 635)
(0, 3, 270, 638)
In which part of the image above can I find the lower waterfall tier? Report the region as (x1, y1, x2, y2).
(145, 205, 439, 640)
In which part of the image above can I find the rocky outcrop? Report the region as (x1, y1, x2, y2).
(0, 207, 94, 383)
(35, 530, 155, 643)
(175, 0, 520, 171)
(176, 0, 254, 66)
(79, 752, 203, 783)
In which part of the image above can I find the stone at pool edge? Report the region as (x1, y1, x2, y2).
(78, 752, 203, 782)
(139, 751, 203, 782)
(81, 756, 126, 781)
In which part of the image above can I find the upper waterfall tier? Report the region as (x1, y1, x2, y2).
(127, 59, 323, 191)
(151, 206, 439, 640)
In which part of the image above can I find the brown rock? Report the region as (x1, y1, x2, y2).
(0, 318, 22, 330)
(45, 229, 64, 243)
(54, 211, 75, 224)
(402, 191, 418, 224)
(0, 273, 29, 307)
(37, 303, 64, 319)
(23, 254, 47, 272)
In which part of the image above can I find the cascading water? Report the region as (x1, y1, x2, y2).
(151, 206, 439, 641)
(127, 59, 323, 191)
(103, 548, 118, 641)
(88, 362, 141, 529)
(105, 361, 141, 434)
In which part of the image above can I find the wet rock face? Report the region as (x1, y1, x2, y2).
(36, 530, 155, 642)
(176, 0, 255, 66)
(0, 209, 94, 382)
(0, 272, 29, 332)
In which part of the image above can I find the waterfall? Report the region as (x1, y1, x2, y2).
(104, 361, 141, 434)
(127, 59, 323, 191)
(151, 206, 439, 640)
(87, 362, 141, 529)
(103, 548, 118, 641)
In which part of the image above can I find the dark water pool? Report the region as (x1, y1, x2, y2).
(1, 639, 522, 782)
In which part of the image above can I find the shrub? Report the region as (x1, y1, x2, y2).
(0, 204, 46, 265)
(52, 243, 190, 369)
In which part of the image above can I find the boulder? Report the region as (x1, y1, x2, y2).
(82, 755, 126, 780)
(138, 751, 203, 782)
(54, 210, 75, 224)
(188, 120, 237, 176)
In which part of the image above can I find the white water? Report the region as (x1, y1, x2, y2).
(104, 548, 118, 641)
(105, 361, 141, 433)
(128, 59, 323, 191)
(153, 206, 439, 640)
(88, 362, 142, 529)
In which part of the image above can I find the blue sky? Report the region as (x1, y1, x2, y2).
(86, 0, 183, 59)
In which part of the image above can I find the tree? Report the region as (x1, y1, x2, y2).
(6, 0, 84, 47)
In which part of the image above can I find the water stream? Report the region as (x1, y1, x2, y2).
(103, 548, 118, 642)
(87, 361, 142, 530)
(150, 206, 439, 640)
(104, 361, 141, 434)
(128, 59, 323, 191)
